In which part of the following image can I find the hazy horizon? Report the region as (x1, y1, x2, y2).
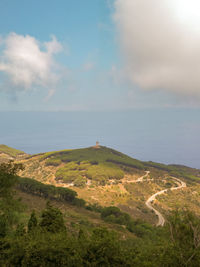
(1, 109, 199, 169)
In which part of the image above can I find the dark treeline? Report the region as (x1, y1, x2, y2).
(17, 176, 86, 207)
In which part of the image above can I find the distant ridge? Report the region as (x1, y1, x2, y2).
(0, 144, 27, 158)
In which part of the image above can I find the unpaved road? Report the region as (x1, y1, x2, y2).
(145, 177, 186, 226)
(136, 171, 150, 182)
(124, 171, 152, 184)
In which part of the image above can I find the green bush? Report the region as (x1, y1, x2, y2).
(56, 169, 82, 183)
(40, 202, 66, 233)
(86, 163, 124, 182)
(101, 206, 131, 226)
(74, 176, 87, 187)
(45, 158, 62, 166)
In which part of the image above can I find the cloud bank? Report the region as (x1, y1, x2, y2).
(114, 0, 200, 96)
(0, 33, 62, 91)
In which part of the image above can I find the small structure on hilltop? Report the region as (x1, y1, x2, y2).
(93, 141, 100, 149)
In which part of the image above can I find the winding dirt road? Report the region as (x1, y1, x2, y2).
(145, 177, 186, 226)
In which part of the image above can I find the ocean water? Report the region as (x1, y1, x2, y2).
(0, 109, 200, 169)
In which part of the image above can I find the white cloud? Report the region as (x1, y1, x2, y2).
(0, 33, 62, 92)
(114, 0, 200, 96)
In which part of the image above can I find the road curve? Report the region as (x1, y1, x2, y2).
(136, 171, 150, 182)
(145, 177, 186, 226)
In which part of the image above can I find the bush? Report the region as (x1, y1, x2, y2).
(86, 203, 103, 213)
(74, 176, 87, 187)
(17, 177, 77, 203)
(101, 206, 131, 226)
(45, 158, 62, 166)
(40, 202, 66, 233)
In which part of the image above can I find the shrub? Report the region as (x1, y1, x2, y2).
(45, 158, 62, 166)
(101, 206, 131, 226)
(74, 177, 87, 188)
(40, 202, 66, 233)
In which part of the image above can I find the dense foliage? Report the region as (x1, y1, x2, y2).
(17, 176, 86, 207)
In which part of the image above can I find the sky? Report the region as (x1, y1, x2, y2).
(1, 0, 200, 111)
(0, 0, 200, 168)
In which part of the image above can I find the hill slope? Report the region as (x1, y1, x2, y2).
(2, 144, 200, 226)
(0, 144, 27, 162)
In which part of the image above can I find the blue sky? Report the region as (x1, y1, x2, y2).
(0, 0, 119, 111)
(1, 0, 200, 111)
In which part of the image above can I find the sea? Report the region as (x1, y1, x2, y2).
(0, 109, 200, 169)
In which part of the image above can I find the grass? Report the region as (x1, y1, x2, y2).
(15, 188, 134, 239)
(12, 144, 200, 187)
(12, 144, 200, 226)
(42, 146, 145, 169)
(143, 161, 200, 183)
(41, 146, 200, 185)
(55, 161, 124, 186)
(39, 146, 147, 186)
(0, 144, 26, 157)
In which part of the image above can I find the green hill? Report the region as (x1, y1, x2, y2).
(23, 145, 200, 186)
(40, 146, 145, 186)
(42, 146, 145, 169)
(2, 144, 200, 226)
(0, 144, 26, 157)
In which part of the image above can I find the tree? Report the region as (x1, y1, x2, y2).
(0, 161, 23, 198)
(28, 211, 38, 232)
(0, 161, 24, 228)
(84, 227, 127, 266)
(162, 210, 200, 266)
(40, 202, 66, 233)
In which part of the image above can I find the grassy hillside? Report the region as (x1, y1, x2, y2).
(20, 146, 146, 187)
(143, 161, 200, 184)
(19, 145, 200, 188)
(15, 145, 200, 222)
(41, 146, 145, 168)
(2, 144, 200, 227)
(0, 144, 26, 157)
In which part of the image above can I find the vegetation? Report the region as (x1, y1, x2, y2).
(16, 145, 200, 192)
(41, 146, 144, 168)
(43, 146, 146, 186)
(2, 161, 200, 266)
(0, 144, 26, 157)
(17, 176, 86, 207)
(54, 157, 124, 186)
(101, 206, 131, 226)
(144, 161, 200, 183)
